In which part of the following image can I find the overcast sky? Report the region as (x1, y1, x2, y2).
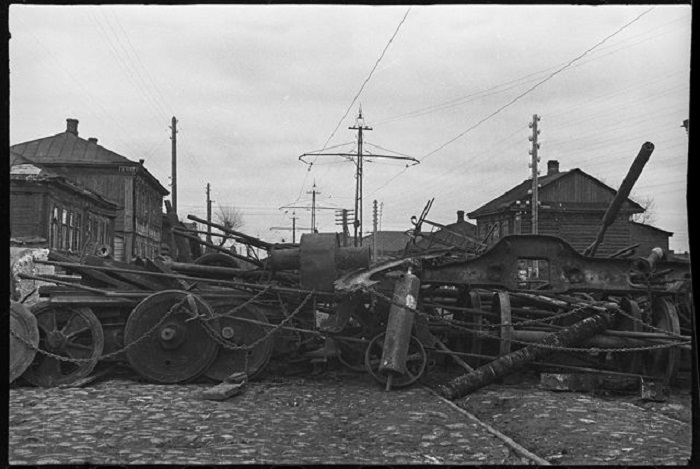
(9, 5, 691, 252)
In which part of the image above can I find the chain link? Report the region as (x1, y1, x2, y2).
(615, 303, 686, 338)
(197, 291, 316, 352)
(204, 286, 273, 321)
(9, 295, 191, 364)
(370, 287, 688, 354)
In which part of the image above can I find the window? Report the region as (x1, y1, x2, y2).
(50, 206, 60, 249)
(502, 219, 509, 237)
(61, 208, 69, 250)
(74, 213, 82, 251)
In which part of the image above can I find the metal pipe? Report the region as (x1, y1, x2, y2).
(173, 231, 263, 267)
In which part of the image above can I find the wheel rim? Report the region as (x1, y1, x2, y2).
(23, 304, 104, 388)
(608, 298, 644, 374)
(124, 291, 219, 384)
(364, 332, 427, 388)
(204, 305, 273, 381)
(645, 297, 681, 385)
(10, 301, 40, 383)
(336, 309, 379, 372)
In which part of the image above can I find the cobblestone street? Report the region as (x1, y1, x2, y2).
(8, 370, 527, 465)
(8, 367, 693, 465)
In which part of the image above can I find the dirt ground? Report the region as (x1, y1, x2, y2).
(424, 367, 694, 466)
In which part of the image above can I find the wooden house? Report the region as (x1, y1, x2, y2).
(10, 152, 118, 253)
(467, 160, 672, 257)
(411, 210, 479, 253)
(10, 119, 169, 261)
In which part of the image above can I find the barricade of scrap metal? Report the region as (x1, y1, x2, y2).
(436, 301, 621, 400)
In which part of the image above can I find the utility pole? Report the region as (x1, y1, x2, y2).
(349, 108, 371, 246)
(170, 117, 178, 215)
(307, 182, 320, 233)
(206, 183, 213, 247)
(292, 212, 297, 243)
(299, 107, 419, 248)
(335, 209, 353, 247)
(528, 114, 541, 235)
(372, 199, 379, 261)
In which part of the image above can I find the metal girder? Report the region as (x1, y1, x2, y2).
(421, 234, 690, 294)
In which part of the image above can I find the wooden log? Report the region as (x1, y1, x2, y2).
(437, 306, 618, 400)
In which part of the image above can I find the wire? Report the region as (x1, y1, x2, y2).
(420, 7, 655, 163)
(321, 7, 412, 151)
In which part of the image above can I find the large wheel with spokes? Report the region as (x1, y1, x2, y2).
(124, 291, 219, 384)
(23, 303, 104, 387)
(364, 332, 427, 389)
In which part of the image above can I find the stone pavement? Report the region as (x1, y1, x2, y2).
(455, 384, 693, 466)
(8, 371, 528, 465)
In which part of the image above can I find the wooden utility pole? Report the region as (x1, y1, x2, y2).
(349, 109, 371, 246)
(206, 183, 213, 247)
(372, 199, 379, 261)
(170, 116, 178, 215)
(529, 114, 540, 234)
(307, 182, 320, 233)
(298, 108, 418, 248)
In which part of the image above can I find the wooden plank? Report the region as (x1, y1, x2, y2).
(84, 255, 168, 291)
(47, 251, 136, 290)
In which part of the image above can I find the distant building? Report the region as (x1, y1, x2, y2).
(10, 118, 169, 261)
(468, 160, 672, 257)
(411, 210, 479, 253)
(362, 231, 412, 260)
(10, 152, 118, 254)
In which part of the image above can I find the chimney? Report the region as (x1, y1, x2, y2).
(66, 118, 79, 136)
(547, 160, 559, 175)
(88, 137, 98, 144)
(457, 210, 465, 222)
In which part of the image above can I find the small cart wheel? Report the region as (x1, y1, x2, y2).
(364, 332, 427, 389)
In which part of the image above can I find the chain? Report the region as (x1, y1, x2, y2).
(205, 286, 272, 321)
(615, 304, 686, 338)
(197, 291, 316, 352)
(9, 295, 191, 364)
(369, 287, 689, 354)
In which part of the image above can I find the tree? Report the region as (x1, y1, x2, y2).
(215, 205, 245, 249)
(630, 193, 656, 225)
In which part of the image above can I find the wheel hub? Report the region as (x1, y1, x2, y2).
(221, 326, 235, 340)
(45, 331, 67, 351)
(159, 323, 186, 349)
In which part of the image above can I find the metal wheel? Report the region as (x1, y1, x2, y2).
(10, 301, 39, 383)
(23, 303, 104, 388)
(644, 297, 681, 386)
(492, 291, 512, 356)
(364, 332, 427, 388)
(607, 298, 644, 374)
(336, 309, 379, 372)
(204, 305, 273, 381)
(124, 290, 219, 384)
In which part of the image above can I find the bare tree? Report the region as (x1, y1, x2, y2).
(215, 205, 245, 248)
(631, 193, 656, 225)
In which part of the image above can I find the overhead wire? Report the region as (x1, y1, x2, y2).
(366, 7, 658, 207)
(293, 7, 413, 205)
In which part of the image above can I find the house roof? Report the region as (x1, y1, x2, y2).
(10, 124, 169, 195)
(363, 231, 411, 253)
(468, 168, 644, 218)
(629, 220, 673, 236)
(10, 152, 120, 211)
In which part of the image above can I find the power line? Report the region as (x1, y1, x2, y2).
(419, 7, 655, 163)
(321, 7, 412, 151)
